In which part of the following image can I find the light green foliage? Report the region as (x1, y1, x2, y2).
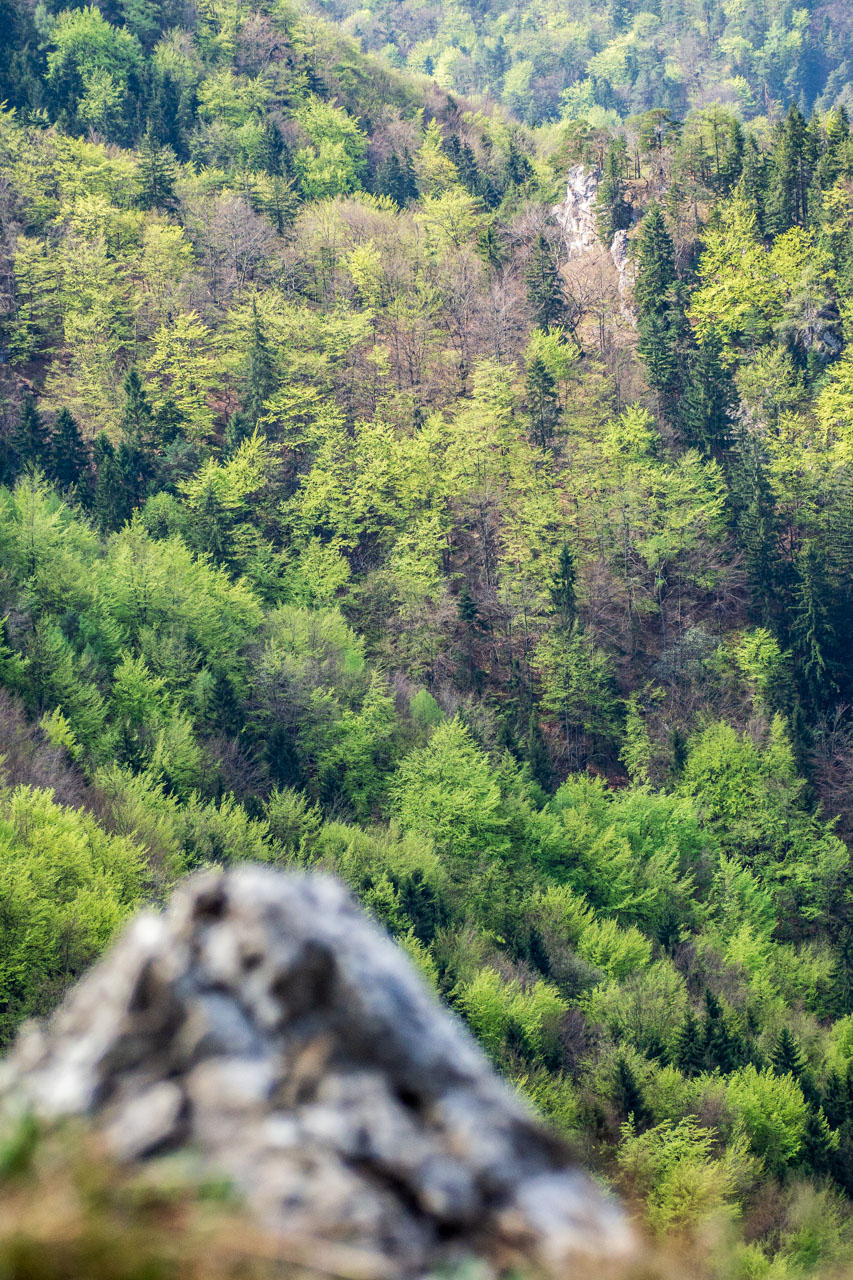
(618, 1116, 759, 1235)
(295, 97, 367, 199)
(724, 1065, 808, 1173)
(395, 718, 510, 875)
(455, 966, 569, 1066)
(576, 916, 652, 981)
(584, 959, 688, 1053)
(4, 10, 853, 1268)
(0, 786, 145, 1041)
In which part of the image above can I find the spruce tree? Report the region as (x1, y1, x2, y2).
(11, 395, 50, 474)
(243, 301, 277, 426)
(526, 356, 560, 448)
(118, 369, 154, 509)
(258, 119, 286, 176)
(549, 543, 577, 631)
(766, 104, 811, 234)
(376, 151, 419, 206)
(93, 434, 133, 533)
(681, 335, 735, 456)
(821, 1070, 851, 1130)
(673, 1011, 705, 1077)
(595, 142, 631, 242)
(138, 127, 176, 211)
(614, 1055, 650, 1127)
(729, 430, 782, 622)
(633, 203, 675, 316)
(121, 368, 153, 443)
(505, 138, 532, 187)
(770, 1027, 806, 1078)
(790, 539, 837, 706)
(801, 1107, 835, 1177)
(526, 710, 552, 791)
(633, 204, 684, 404)
(525, 234, 568, 331)
(49, 408, 89, 489)
(703, 989, 741, 1073)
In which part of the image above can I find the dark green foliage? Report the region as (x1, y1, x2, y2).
(673, 1011, 704, 1077)
(633, 204, 684, 403)
(93, 434, 132, 533)
(376, 149, 418, 205)
(525, 234, 568, 331)
(526, 356, 560, 448)
(771, 1027, 807, 1079)
(595, 142, 631, 242)
(613, 1055, 650, 1128)
(243, 303, 278, 427)
(681, 336, 735, 455)
(49, 409, 90, 491)
(790, 541, 837, 706)
(549, 543, 577, 631)
(137, 127, 175, 209)
(11, 397, 50, 475)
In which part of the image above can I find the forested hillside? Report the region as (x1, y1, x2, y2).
(313, 0, 853, 125)
(3, 0, 853, 1273)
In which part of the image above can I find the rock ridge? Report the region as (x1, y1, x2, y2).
(2, 867, 633, 1275)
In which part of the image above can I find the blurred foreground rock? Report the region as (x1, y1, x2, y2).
(2, 867, 634, 1276)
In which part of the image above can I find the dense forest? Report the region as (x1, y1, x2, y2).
(4, 0, 853, 1273)
(312, 0, 853, 125)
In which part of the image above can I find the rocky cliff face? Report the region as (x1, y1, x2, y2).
(2, 868, 634, 1277)
(554, 164, 636, 321)
(553, 163, 602, 258)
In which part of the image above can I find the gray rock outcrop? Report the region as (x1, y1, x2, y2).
(554, 164, 636, 324)
(553, 163, 601, 258)
(610, 229, 637, 321)
(2, 867, 634, 1276)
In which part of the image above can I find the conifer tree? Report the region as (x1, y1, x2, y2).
(790, 539, 837, 706)
(673, 1010, 705, 1077)
(633, 204, 684, 403)
(766, 104, 812, 234)
(259, 119, 286, 176)
(243, 301, 277, 426)
(821, 1070, 851, 1130)
(93, 434, 133, 533)
(138, 127, 176, 210)
(801, 1107, 835, 1177)
(549, 543, 577, 631)
(614, 1055, 650, 1127)
(525, 710, 552, 792)
(729, 430, 782, 622)
(740, 135, 768, 235)
(526, 355, 560, 448)
(595, 142, 631, 242)
(681, 335, 735, 455)
(771, 1027, 806, 1078)
(633, 203, 675, 316)
(49, 408, 89, 490)
(121, 368, 153, 443)
(525, 234, 567, 331)
(118, 369, 154, 509)
(11, 395, 50, 474)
